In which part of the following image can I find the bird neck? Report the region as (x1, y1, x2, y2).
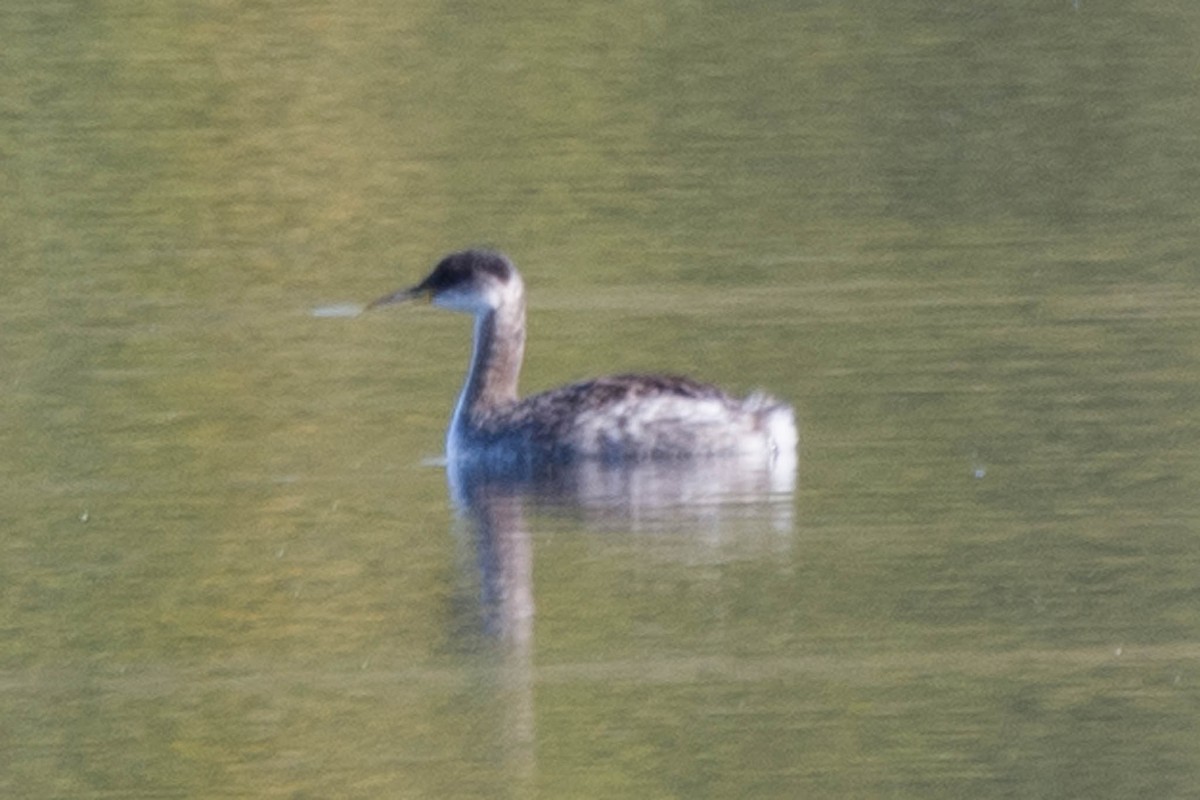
(451, 298, 526, 435)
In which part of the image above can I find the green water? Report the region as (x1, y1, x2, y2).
(3, 2, 1199, 798)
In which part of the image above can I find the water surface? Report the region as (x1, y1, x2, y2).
(3, 2, 1199, 798)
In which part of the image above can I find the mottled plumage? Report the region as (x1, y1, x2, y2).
(370, 250, 797, 467)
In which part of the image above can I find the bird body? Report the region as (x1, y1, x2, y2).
(370, 250, 797, 468)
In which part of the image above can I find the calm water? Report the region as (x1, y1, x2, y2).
(4, 2, 1200, 798)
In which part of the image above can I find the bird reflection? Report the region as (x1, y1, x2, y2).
(441, 452, 796, 789)
(447, 450, 797, 641)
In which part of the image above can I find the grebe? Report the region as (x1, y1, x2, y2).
(369, 249, 797, 466)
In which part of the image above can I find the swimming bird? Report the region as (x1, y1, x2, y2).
(369, 249, 797, 468)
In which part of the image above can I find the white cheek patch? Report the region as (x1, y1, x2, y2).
(433, 277, 521, 315)
(433, 285, 495, 314)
